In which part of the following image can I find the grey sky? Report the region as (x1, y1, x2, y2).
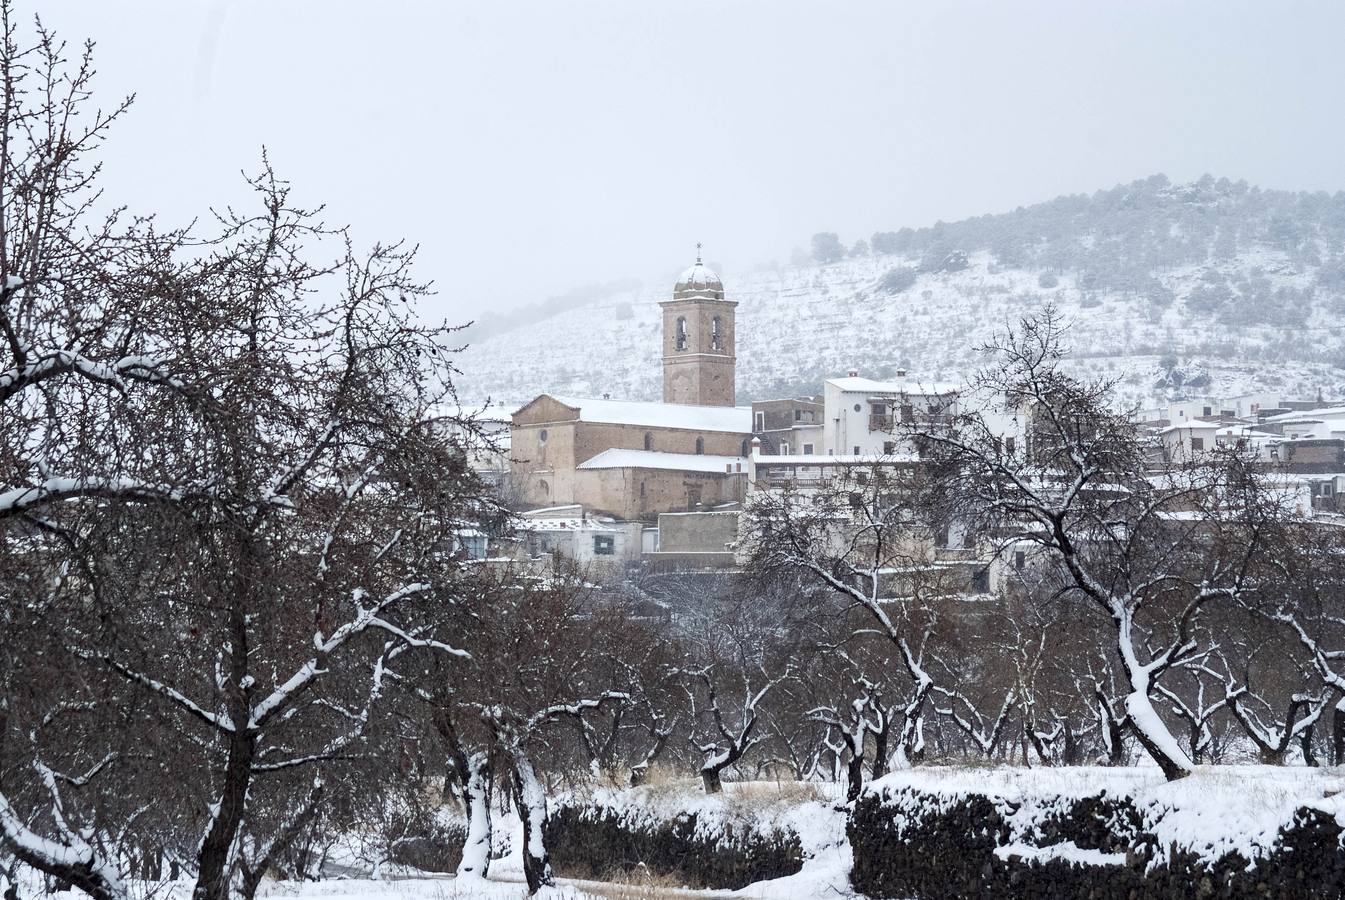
(38, 1, 1345, 325)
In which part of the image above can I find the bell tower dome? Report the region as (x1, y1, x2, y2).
(660, 246, 737, 407)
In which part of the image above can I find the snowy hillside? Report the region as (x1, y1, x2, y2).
(456, 176, 1345, 410)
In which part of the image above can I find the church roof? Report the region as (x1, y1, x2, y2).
(578, 449, 746, 474)
(673, 260, 725, 300)
(550, 395, 751, 433)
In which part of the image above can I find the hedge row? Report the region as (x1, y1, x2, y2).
(545, 802, 803, 889)
(850, 784, 1345, 900)
(389, 820, 467, 873)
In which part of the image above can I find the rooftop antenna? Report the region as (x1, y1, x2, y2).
(696, 242, 703, 264)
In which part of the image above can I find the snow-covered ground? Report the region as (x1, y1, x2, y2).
(14, 769, 1345, 899)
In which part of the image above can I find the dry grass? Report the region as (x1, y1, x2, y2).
(571, 867, 736, 900)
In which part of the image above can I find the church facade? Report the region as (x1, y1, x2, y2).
(509, 258, 752, 521)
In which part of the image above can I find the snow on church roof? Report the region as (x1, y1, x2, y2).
(676, 261, 722, 288)
(550, 395, 751, 433)
(578, 449, 747, 474)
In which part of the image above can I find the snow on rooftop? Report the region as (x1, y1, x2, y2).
(548, 395, 751, 433)
(754, 453, 919, 466)
(675, 261, 722, 288)
(827, 375, 961, 396)
(578, 448, 746, 473)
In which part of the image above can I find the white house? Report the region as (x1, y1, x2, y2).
(821, 371, 960, 456)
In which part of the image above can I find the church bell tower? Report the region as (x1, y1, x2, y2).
(660, 247, 737, 407)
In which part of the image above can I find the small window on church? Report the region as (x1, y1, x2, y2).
(695, 437, 705, 455)
(675, 317, 688, 350)
(711, 315, 723, 350)
(644, 432, 653, 451)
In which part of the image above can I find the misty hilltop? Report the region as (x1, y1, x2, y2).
(456, 174, 1345, 410)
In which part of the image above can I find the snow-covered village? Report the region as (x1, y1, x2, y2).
(6, 2, 1345, 899)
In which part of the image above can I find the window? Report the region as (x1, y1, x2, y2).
(971, 569, 990, 593)
(856, 472, 868, 485)
(1190, 437, 1205, 451)
(711, 315, 723, 350)
(794, 409, 803, 421)
(853, 445, 860, 455)
(853, 403, 862, 413)
(644, 432, 653, 451)
(593, 535, 615, 555)
(872, 403, 886, 416)
(781, 441, 791, 455)
(883, 441, 896, 454)
(538, 428, 548, 443)
(754, 411, 765, 431)
(741, 439, 751, 456)
(675, 317, 688, 350)
(1014, 551, 1026, 571)
(1202, 406, 1212, 417)
(802, 443, 814, 454)
(900, 404, 914, 423)
(848, 492, 863, 509)
(1005, 436, 1016, 455)
(695, 437, 705, 455)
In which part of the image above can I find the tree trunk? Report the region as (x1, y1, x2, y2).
(701, 767, 724, 794)
(870, 720, 891, 779)
(844, 754, 864, 803)
(457, 753, 493, 880)
(510, 754, 553, 894)
(1124, 689, 1193, 781)
(193, 728, 256, 900)
(1301, 721, 1320, 768)
(1062, 722, 1081, 766)
(1333, 697, 1345, 766)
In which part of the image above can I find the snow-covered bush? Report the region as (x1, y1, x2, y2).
(545, 784, 811, 889)
(850, 767, 1345, 900)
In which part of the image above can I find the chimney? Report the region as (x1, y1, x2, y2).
(896, 368, 907, 378)
(847, 369, 859, 378)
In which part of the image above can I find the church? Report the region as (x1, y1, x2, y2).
(509, 255, 753, 521)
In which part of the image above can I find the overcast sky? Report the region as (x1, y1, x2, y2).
(36, 1, 1345, 324)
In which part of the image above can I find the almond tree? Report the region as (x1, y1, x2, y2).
(743, 463, 961, 769)
(911, 309, 1287, 780)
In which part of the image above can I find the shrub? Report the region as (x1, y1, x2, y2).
(879, 266, 918, 294)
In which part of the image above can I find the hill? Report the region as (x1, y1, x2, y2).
(455, 174, 1345, 410)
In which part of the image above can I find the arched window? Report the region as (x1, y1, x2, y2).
(538, 479, 549, 496)
(711, 315, 723, 350)
(644, 432, 653, 451)
(695, 437, 705, 455)
(741, 438, 750, 457)
(675, 317, 688, 350)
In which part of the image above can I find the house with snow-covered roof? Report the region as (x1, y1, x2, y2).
(508, 253, 752, 521)
(822, 369, 962, 457)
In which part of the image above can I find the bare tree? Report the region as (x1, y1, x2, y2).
(911, 309, 1288, 780)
